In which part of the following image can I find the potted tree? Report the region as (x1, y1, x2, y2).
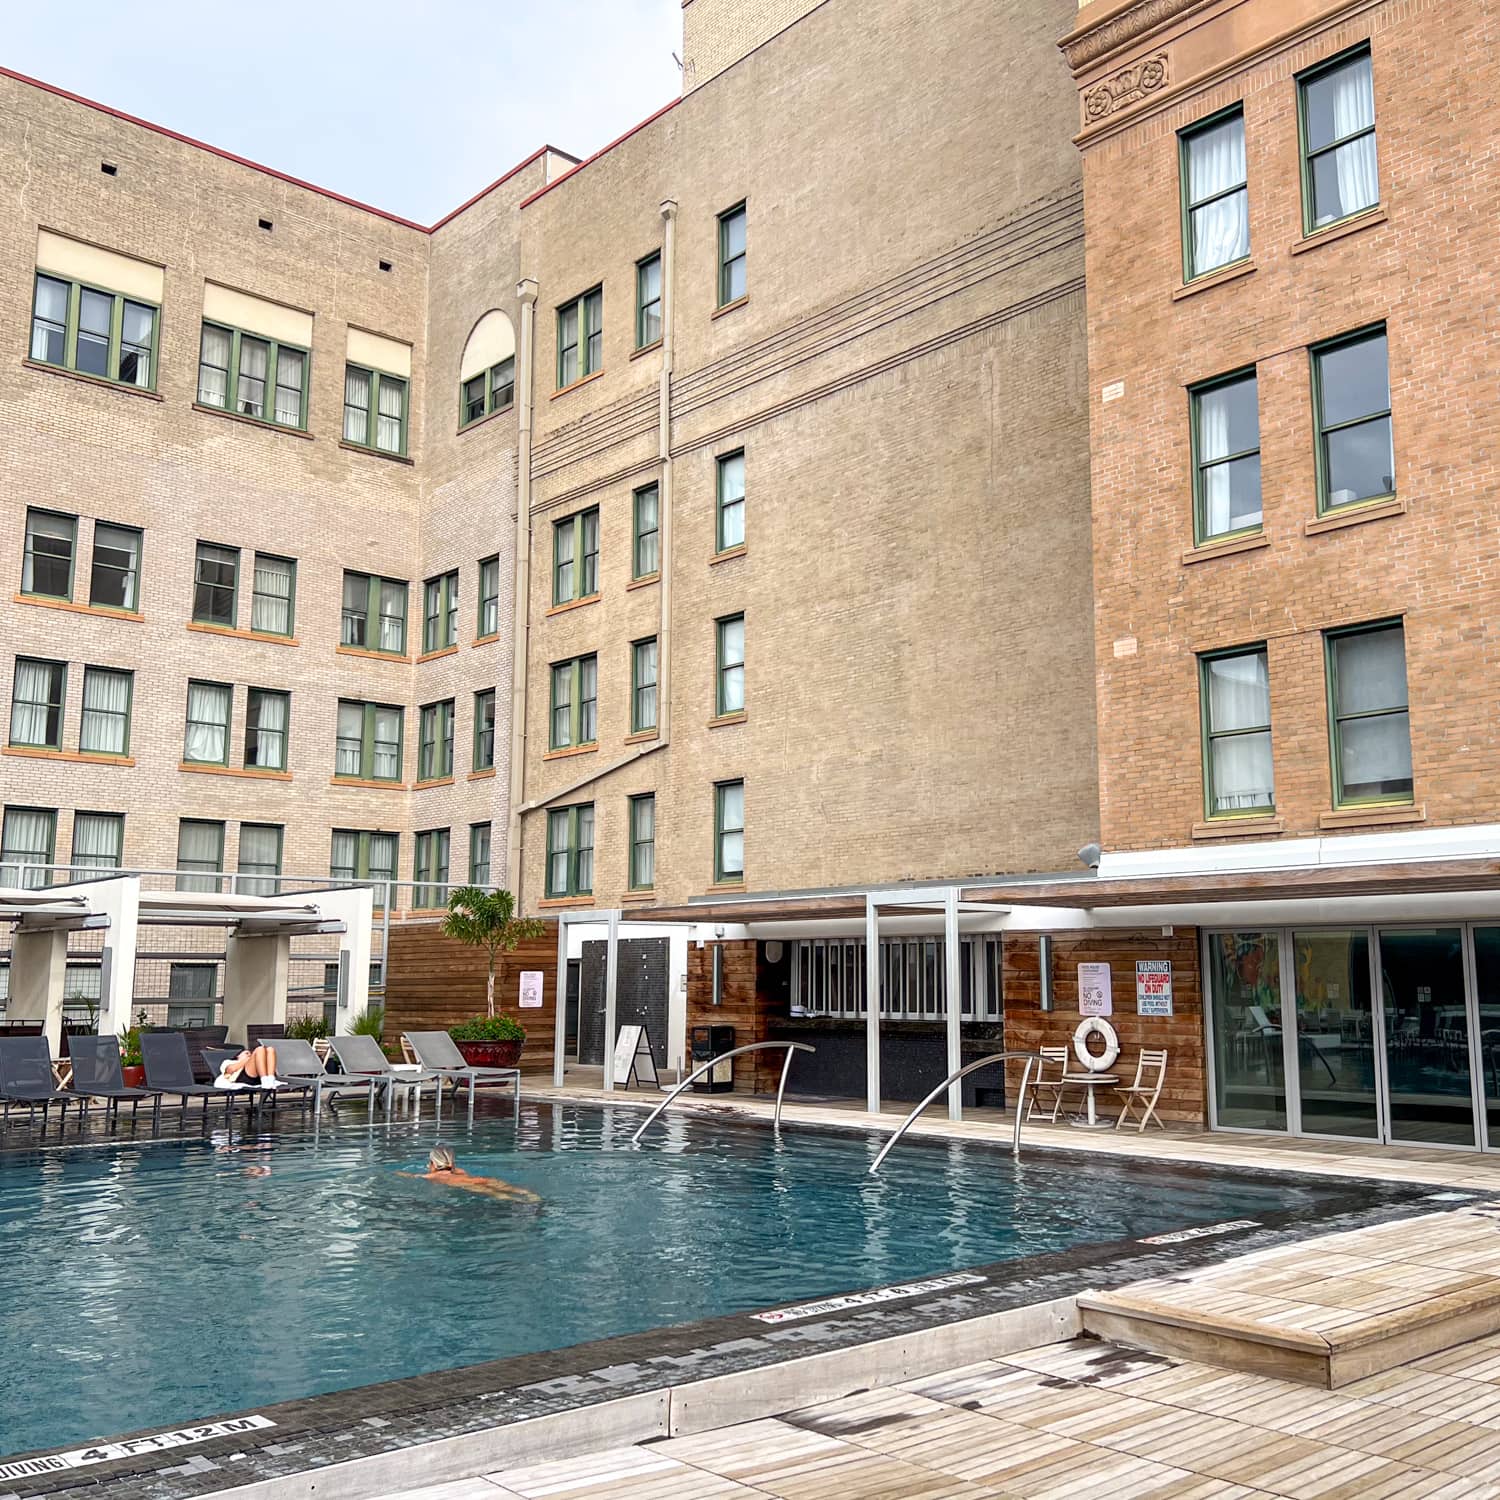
(120, 1014, 147, 1088)
(440, 885, 545, 1067)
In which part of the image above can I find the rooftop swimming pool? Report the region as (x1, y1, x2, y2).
(0, 1101, 1410, 1458)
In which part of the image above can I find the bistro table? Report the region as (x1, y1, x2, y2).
(1061, 1072, 1119, 1128)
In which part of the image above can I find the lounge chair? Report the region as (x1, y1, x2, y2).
(1024, 1046, 1075, 1123)
(404, 1031, 521, 1125)
(1115, 1048, 1168, 1132)
(0, 1036, 83, 1125)
(139, 1031, 238, 1122)
(203, 1046, 318, 1115)
(328, 1034, 441, 1118)
(67, 1035, 163, 1130)
(267, 1037, 381, 1113)
(245, 1023, 286, 1050)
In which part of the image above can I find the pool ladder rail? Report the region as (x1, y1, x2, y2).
(868, 1051, 1043, 1173)
(629, 1041, 817, 1144)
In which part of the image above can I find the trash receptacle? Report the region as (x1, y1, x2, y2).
(691, 1024, 736, 1092)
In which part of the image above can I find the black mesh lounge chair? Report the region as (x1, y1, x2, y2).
(273, 1037, 380, 1113)
(404, 1031, 521, 1126)
(245, 1023, 286, 1050)
(203, 1045, 318, 1115)
(0, 1036, 83, 1126)
(139, 1031, 236, 1123)
(67, 1035, 163, 1130)
(328, 1034, 441, 1118)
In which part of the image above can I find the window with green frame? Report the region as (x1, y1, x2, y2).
(477, 555, 501, 637)
(193, 542, 239, 626)
(1200, 647, 1273, 819)
(1, 806, 56, 890)
(330, 828, 399, 889)
(1298, 46, 1378, 233)
(250, 553, 295, 636)
(422, 570, 459, 653)
(334, 699, 403, 781)
(71, 812, 123, 872)
(22, 509, 76, 600)
(714, 779, 744, 885)
(716, 450, 745, 552)
(461, 357, 515, 427)
(10, 658, 65, 749)
(236, 823, 283, 897)
(341, 571, 407, 655)
(89, 521, 141, 612)
(80, 666, 132, 756)
(469, 822, 491, 886)
(197, 322, 309, 429)
(184, 681, 232, 765)
(244, 687, 289, 771)
(550, 655, 598, 750)
(718, 203, 747, 306)
(176, 818, 225, 893)
(631, 637, 658, 734)
(1179, 107, 1249, 282)
(716, 614, 745, 716)
(473, 688, 496, 771)
(30, 273, 158, 389)
(413, 828, 451, 909)
(343, 364, 408, 455)
(633, 483, 659, 578)
(546, 803, 594, 898)
(629, 792, 655, 891)
(636, 252, 662, 348)
(1326, 621, 1411, 806)
(553, 508, 600, 605)
(1312, 325, 1393, 513)
(1191, 369, 1261, 543)
(418, 699, 455, 781)
(557, 287, 603, 388)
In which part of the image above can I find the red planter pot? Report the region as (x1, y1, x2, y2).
(453, 1039, 523, 1068)
(121, 1065, 146, 1088)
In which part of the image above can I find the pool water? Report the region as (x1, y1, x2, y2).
(2, 1102, 1331, 1456)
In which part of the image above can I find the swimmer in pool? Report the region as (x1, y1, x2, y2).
(407, 1146, 540, 1203)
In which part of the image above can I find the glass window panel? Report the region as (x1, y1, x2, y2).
(463, 373, 485, 424)
(76, 288, 111, 376)
(551, 663, 572, 749)
(1334, 626, 1407, 715)
(0, 808, 55, 889)
(376, 375, 406, 453)
(1338, 713, 1412, 800)
(575, 804, 594, 893)
(335, 701, 364, 776)
(469, 823, 491, 886)
(119, 302, 154, 387)
(343, 366, 371, 443)
(554, 518, 576, 603)
(1311, 136, 1380, 227)
(183, 681, 230, 764)
(31, 275, 68, 365)
(1317, 333, 1389, 429)
(80, 667, 131, 755)
(1304, 53, 1375, 153)
(90, 523, 140, 610)
(583, 290, 602, 374)
(491, 357, 514, 409)
(24, 510, 74, 598)
(10, 659, 65, 749)
(581, 510, 599, 596)
(237, 823, 282, 897)
(198, 324, 231, 407)
(372, 706, 402, 779)
(378, 580, 407, 653)
(275, 347, 305, 427)
(1207, 931, 1286, 1130)
(175, 819, 224, 893)
(235, 335, 268, 417)
(251, 554, 294, 635)
(579, 656, 597, 743)
(193, 543, 238, 625)
(1325, 418, 1395, 505)
(1473, 927, 1500, 1144)
(1207, 650, 1269, 731)
(341, 572, 369, 646)
(245, 688, 288, 770)
(71, 812, 123, 871)
(634, 485, 659, 577)
(1293, 929, 1377, 1138)
(1197, 376, 1259, 461)
(558, 303, 579, 387)
(479, 557, 500, 636)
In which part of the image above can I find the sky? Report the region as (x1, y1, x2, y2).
(4, 1, 684, 225)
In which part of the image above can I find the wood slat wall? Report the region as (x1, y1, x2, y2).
(685, 940, 781, 1092)
(384, 920, 559, 1073)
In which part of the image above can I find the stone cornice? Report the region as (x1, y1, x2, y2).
(1061, 0, 1206, 71)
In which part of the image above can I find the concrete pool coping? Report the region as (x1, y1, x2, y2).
(0, 1097, 1481, 1498)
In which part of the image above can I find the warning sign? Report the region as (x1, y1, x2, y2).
(1136, 960, 1173, 1017)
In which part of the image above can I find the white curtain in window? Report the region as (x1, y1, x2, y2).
(1336, 628, 1407, 715)
(344, 368, 370, 442)
(237, 336, 268, 416)
(185, 682, 229, 763)
(73, 814, 121, 869)
(335, 702, 364, 776)
(275, 348, 305, 426)
(252, 691, 288, 769)
(1189, 117, 1249, 273)
(1332, 63, 1378, 215)
(198, 325, 230, 407)
(10, 660, 52, 745)
(330, 830, 357, 879)
(373, 706, 401, 779)
(1198, 387, 1233, 537)
(82, 669, 130, 753)
(251, 556, 293, 634)
(3, 809, 52, 887)
(376, 378, 404, 452)
(378, 581, 405, 652)
(1210, 734, 1273, 812)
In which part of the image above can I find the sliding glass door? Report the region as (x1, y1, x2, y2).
(1293, 929, 1378, 1139)
(1206, 931, 1287, 1130)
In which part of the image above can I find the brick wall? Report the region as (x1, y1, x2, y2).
(681, 0, 830, 90)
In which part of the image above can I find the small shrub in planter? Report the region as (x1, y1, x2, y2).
(120, 1019, 146, 1089)
(449, 1013, 526, 1068)
(286, 1015, 330, 1042)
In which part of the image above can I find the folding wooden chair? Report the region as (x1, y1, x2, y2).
(1024, 1046, 1073, 1123)
(1114, 1048, 1168, 1131)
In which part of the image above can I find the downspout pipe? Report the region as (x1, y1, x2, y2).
(658, 200, 677, 743)
(507, 278, 539, 901)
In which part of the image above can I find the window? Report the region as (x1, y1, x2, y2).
(470, 823, 492, 885)
(716, 614, 745, 716)
(31, 273, 157, 388)
(245, 688, 289, 771)
(718, 203, 747, 306)
(251, 553, 295, 636)
(629, 793, 655, 891)
(335, 700, 403, 782)
(423, 571, 459, 653)
(1, 807, 56, 889)
(343, 364, 408, 455)
(418, 699, 455, 781)
(80, 667, 131, 756)
(557, 287, 603, 388)
(478, 556, 501, 637)
(550, 655, 598, 751)
(1192, 370, 1261, 542)
(1201, 647, 1274, 818)
(633, 484, 659, 578)
(341, 571, 407, 655)
(414, 828, 451, 909)
(10, 659, 65, 749)
(22, 509, 75, 600)
(473, 689, 496, 771)
(546, 803, 594, 898)
(197, 322, 309, 429)
(166, 963, 218, 1026)
(632, 638, 658, 734)
(1299, 47, 1378, 232)
(176, 818, 225, 893)
(330, 829, 398, 890)
(193, 542, 239, 626)
(553, 508, 600, 605)
(460, 357, 515, 426)
(716, 451, 745, 552)
(792, 936, 1003, 1022)
(1327, 622, 1411, 805)
(1180, 108, 1249, 280)
(237, 823, 283, 897)
(715, 780, 745, 884)
(184, 681, 232, 765)
(636, 252, 662, 348)
(89, 522, 141, 612)
(71, 812, 123, 872)
(1313, 326, 1394, 512)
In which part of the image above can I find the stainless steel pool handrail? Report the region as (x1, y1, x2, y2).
(629, 1041, 817, 1143)
(867, 1051, 1043, 1173)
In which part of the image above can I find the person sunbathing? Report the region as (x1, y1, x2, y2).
(215, 1044, 282, 1090)
(409, 1146, 539, 1203)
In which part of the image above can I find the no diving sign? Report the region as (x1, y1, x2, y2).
(1136, 960, 1173, 1017)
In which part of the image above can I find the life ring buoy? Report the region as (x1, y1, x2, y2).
(1073, 1017, 1120, 1073)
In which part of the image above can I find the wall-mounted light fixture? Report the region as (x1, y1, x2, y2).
(1039, 934, 1054, 1012)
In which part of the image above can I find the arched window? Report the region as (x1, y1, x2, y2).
(458, 310, 516, 428)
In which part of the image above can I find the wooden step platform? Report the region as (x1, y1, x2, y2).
(1079, 1202, 1500, 1388)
